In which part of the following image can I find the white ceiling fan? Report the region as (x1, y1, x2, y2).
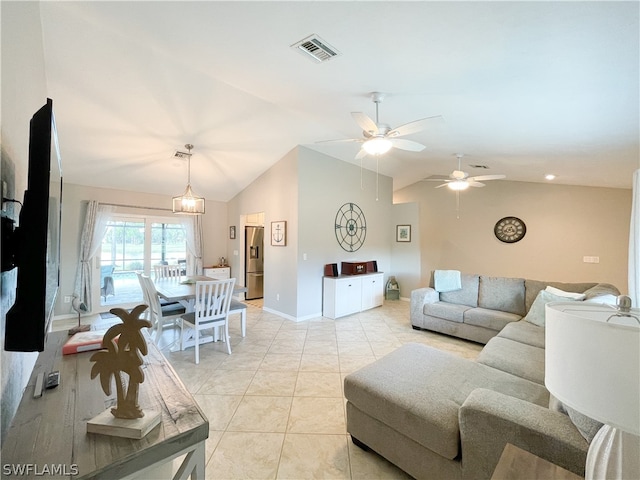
(423, 154, 506, 190)
(319, 92, 443, 159)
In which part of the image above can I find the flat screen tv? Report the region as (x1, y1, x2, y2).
(4, 98, 63, 352)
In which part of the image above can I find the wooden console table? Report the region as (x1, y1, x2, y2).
(1, 331, 208, 479)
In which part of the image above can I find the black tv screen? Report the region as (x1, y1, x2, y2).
(5, 98, 63, 352)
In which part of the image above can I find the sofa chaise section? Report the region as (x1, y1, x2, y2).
(344, 343, 549, 480)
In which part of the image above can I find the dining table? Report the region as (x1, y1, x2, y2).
(153, 275, 247, 305)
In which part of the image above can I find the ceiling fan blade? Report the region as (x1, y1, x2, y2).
(351, 112, 378, 136)
(468, 181, 486, 188)
(422, 175, 450, 181)
(389, 138, 426, 152)
(355, 148, 368, 160)
(315, 137, 362, 144)
(469, 174, 506, 181)
(388, 115, 444, 137)
(434, 183, 449, 189)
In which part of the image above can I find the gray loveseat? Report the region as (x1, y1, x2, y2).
(410, 273, 615, 344)
(344, 275, 619, 480)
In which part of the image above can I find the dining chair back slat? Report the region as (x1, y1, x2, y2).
(154, 264, 182, 279)
(180, 278, 236, 363)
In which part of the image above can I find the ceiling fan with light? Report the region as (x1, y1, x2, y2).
(423, 154, 506, 191)
(318, 92, 443, 159)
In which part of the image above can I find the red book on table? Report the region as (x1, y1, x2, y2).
(62, 330, 109, 355)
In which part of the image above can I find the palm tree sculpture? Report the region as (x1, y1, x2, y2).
(90, 305, 152, 419)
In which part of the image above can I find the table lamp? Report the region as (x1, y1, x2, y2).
(545, 299, 640, 480)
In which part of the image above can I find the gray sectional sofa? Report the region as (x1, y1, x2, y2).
(344, 274, 619, 480)
(410, 273, 615, 344)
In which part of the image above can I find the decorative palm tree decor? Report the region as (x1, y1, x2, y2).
(87, 305, 161, 438)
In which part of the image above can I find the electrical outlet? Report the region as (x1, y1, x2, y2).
(276, 294, 280, 301)
(583, 256, 600, 264)
(64, 295, 72, 303)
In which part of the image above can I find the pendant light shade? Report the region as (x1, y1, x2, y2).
(172, 144, 205, 215)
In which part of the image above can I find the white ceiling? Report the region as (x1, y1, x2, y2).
(38, 1, 639, 202)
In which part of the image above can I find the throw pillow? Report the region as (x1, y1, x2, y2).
(545, 285, 586, 300)
(548, 395, 604, 443)
(523, 290, 576, 327)
(565, 405, 604, 443)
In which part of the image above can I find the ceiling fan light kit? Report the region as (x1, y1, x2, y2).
(172, 144, 205, 215)
(362, 137, 393, 156)
(448, 180, 470, 191)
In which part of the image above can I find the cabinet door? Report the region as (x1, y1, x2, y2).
(361, 274, 384, 310)
(334, 277, 362, 317)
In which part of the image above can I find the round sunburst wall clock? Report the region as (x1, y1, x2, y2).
(494, 216, 526, 243)
(335, 202, 367, 252)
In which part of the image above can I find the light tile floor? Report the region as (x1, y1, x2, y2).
(55, 300, 482, 479)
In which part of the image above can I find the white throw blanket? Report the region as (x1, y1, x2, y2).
(434, 270, 462, 292)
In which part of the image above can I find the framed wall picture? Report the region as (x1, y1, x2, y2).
(271, 221, 286, 246)
(229, 226, 236, 240)
(396, 225, 411, 242)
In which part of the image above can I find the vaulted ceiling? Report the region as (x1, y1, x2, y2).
(35, 1, 639, 202)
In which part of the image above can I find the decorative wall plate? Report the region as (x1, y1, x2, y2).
(335, 203, 367, 252)
(494, 216, 526, 243)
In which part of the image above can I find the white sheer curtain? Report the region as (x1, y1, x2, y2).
(73, 201, 114, 311)
(629, 169, 639, 307)
(182, 216, 204, 275)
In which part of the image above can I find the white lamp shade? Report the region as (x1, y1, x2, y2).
(545, 302, 640, 435)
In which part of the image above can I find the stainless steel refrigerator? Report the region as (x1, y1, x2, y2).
(245, 226, 264, 300)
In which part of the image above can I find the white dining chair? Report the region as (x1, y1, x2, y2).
(154, 264, 182, 279)
(180, 278, 236, 364)
(138, 273, 185, 344)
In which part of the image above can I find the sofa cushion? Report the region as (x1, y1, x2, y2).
(478, 276, 526, 316)
(524, 279, 597, 313)
(463, 307, 521, 332)
(424, 302, 472, 323)
(476, 336, 546, 385)
(439, 273, 480, 308)
(497, 320, 545, 349)
(344, 343, 549, 460)
(523, 290, 577, 327)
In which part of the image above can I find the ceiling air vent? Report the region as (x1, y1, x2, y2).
(291, 34, 340, 63)
(173, 150, 192, 160)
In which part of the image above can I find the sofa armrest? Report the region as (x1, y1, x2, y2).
(411, 287, 439, 306)
(410, 288, 440, 327)
(459, 388, 588, 480)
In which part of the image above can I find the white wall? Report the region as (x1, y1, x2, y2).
(227, 146, 394, 320)
(297, 148, 393, 318)
(0, 1, 49, 441)
(227, 149, 299, 318)
(390, 202, 421, 299)
(394, 180, 632, 291)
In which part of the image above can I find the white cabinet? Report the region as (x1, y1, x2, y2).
(323, 273, 384, 319)
(204, 266, 231, 279)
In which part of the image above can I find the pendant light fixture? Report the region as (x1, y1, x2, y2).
(172, 144, 205, 215)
